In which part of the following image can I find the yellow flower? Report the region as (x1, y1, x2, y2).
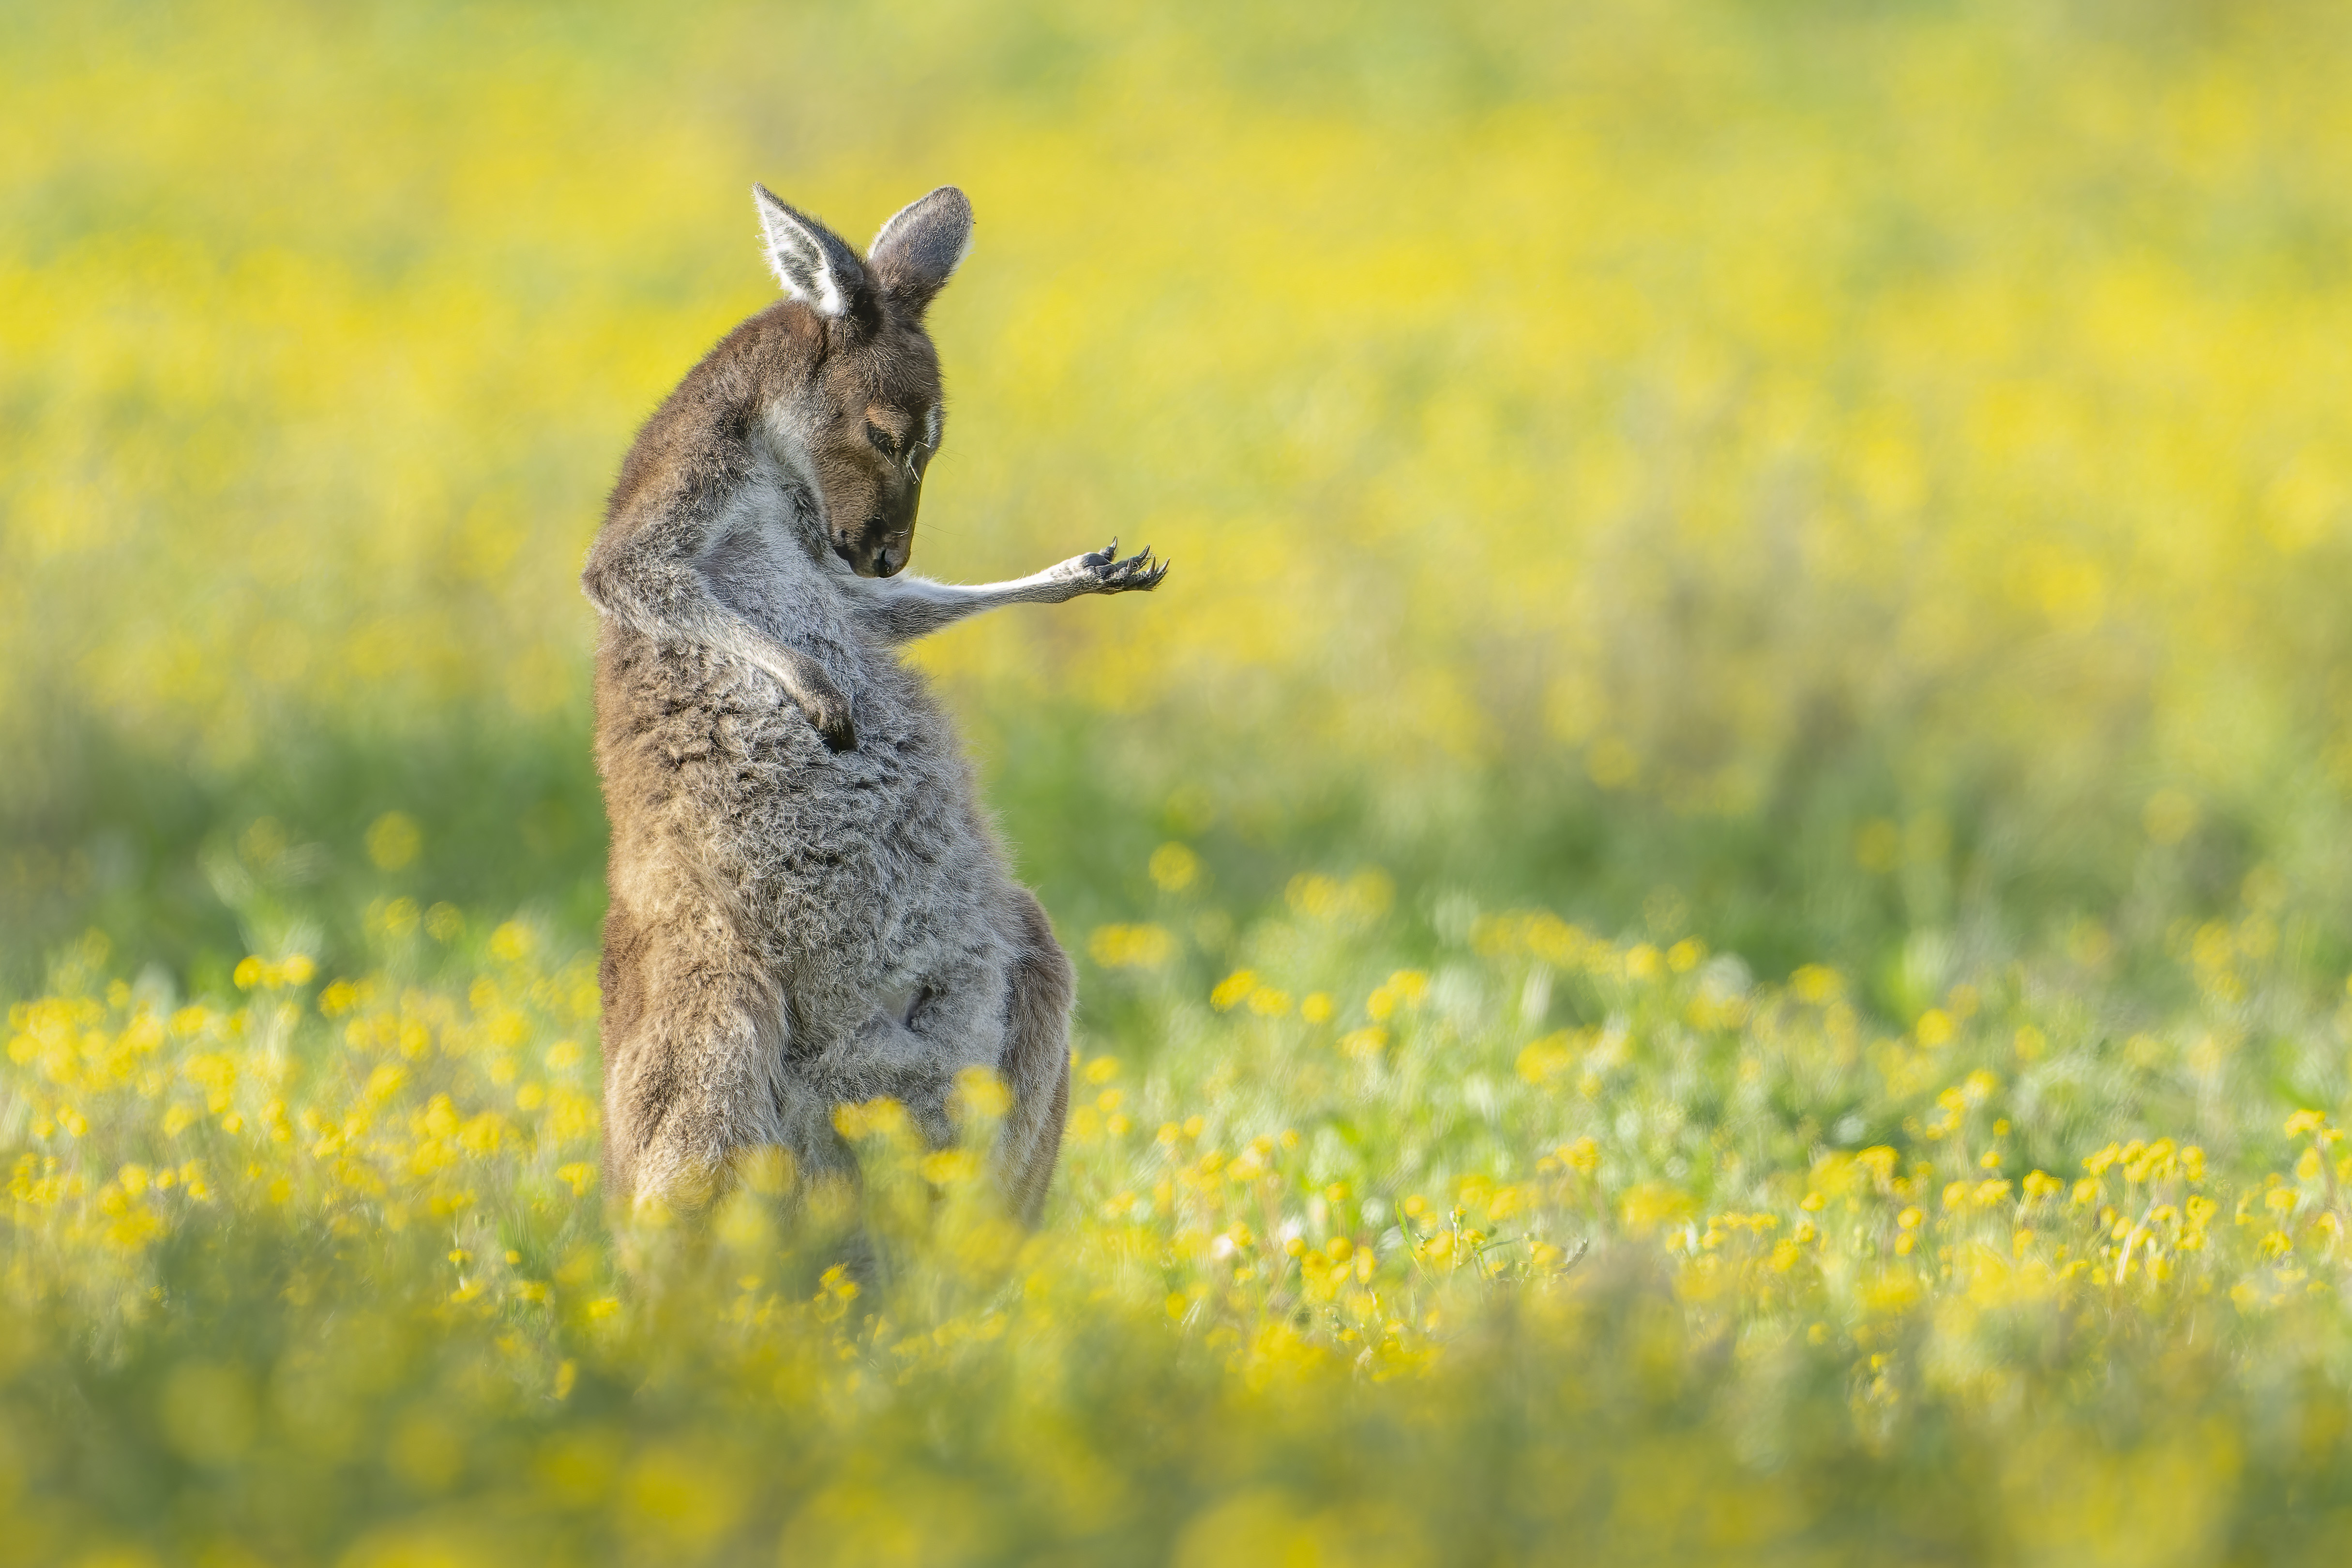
(366, 811, 422, 871)
(1210, 970, 1258, 1011)
(1247, 986, 1292, 1018)
(1790, 965, 1844, 1003)
(919, 1149, 982, 1186)
(1619, 1182, 1693, 1236)
(1515, 1033, 1576, 1085)
(1089, 924, 1176, 970)
(1147, 843, 1199, 892)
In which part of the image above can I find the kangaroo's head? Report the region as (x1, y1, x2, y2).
(753, 183, 971, 578)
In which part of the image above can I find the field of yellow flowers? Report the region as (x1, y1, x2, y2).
(15, 884, 2352, 1563)
(11, 0, 2352, 1562)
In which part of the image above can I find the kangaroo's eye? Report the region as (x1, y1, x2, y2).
(864, 421, 898, 458)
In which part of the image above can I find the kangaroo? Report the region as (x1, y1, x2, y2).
(582, 183, 1164, 1221)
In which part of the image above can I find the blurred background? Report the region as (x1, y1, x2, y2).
(5, 0, 2351, 1015)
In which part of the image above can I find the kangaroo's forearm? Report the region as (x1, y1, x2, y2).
(856, 542, 1164, 644)
(587, 519, 803, 679)
(859, 573, 1073, 644)
(583, 521, 854, 745)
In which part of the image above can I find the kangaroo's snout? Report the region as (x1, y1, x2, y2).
(837, 438, 929, 576)
(834, 508, 915, 577)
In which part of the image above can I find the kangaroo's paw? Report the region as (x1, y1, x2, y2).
(803, 690, 857, 753)
(1059, 538, 1169, 594)
(780, 665, 857, 752)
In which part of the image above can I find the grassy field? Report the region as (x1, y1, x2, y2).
(10, 0, 2352, 1561)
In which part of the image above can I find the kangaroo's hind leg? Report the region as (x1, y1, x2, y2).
(598, 894, 791, 1213)
(995, 888, 1074, 1225)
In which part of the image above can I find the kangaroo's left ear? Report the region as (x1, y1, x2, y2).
(753, 184, 867, 319)
(867, 187, 973, 319)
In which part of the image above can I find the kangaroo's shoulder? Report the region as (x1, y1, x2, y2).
(603, 303, 824, 534)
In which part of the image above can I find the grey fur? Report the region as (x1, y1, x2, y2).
(582, 185, 1164, 1221)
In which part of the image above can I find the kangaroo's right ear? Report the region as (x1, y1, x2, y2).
(867, 186, 973, 319)
(753, 184, 867, 319)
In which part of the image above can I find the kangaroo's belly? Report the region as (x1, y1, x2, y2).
(596, 633, 1011, 1049)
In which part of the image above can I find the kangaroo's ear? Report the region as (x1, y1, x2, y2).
(867, 186, 973, 319)
(753, 184, 867, 319)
